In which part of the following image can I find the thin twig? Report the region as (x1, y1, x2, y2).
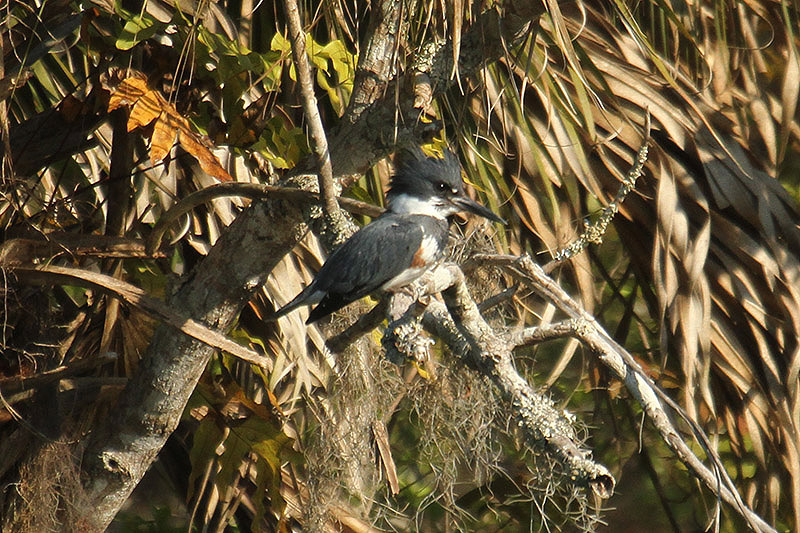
(145, 182, 383, 255)
(283, 0, 339, 220)
(544, 113, 651, 273)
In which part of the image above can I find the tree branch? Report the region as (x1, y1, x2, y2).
(382, 265, 616, 498)
(341, 0, 404, 126)
(75, 197, 311, 531)
(145, 182, 383, 255)
(325, 299, 388, 354)
(482, 254, 777, 533)
(283, 0, 343, 235)
(508, 320, 579, 347)
(328, 0, 546, 183)
(7, 264, 268, 367)
(71, 3, 552, 529)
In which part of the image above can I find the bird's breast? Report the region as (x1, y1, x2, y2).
(381, 232, 443, 292)
(411, 234, 441, 267)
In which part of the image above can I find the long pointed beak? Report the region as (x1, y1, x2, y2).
(452, 194, 506, 224)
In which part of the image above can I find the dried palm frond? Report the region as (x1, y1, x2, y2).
(446, 0, 800, 527)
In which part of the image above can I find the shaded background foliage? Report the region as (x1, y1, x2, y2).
(0, 0, 798, 531)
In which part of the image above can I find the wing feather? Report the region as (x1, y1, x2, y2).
(306, 214, 446, 323)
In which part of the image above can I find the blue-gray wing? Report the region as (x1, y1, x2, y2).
(307, 214, 445, 322)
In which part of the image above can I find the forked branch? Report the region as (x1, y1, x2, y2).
(382, 264, 616, 499)
(379, 255, 774, 532)
(478, 254, 777, 533)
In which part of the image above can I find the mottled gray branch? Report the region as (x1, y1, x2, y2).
(546, 113, 651, 269)
(283, 0, 346, 242)
(341, 0, 404, 125)
(411, 2, 545, 95)
(382, 264, 615, 498)
(509, 320, 579, 347)
(329, 0, 546, 185)
(483, 254, 776, 533)
(75, 197, 310, 531)
(71, 2, 553, 529)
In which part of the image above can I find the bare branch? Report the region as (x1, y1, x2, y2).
(7, 264, 269, 367)
(545, 114, 651, 271)
(477, 283, 518, 312)
(283, 0, 341, 231)
(0, 233, 165, 262)
(145, 182, 383, 255)
(325, 299, 388, 354)
(509, 320, 579, 347)
(383, 265, 616, 498)
(329, 1, 547, 183)
(75, 194, 311, 530)
(485, 254, 777, 533)
(410, 2, 545, 95)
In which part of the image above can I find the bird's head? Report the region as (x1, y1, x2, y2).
(386, 147, 505, 224)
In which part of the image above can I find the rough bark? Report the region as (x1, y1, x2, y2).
(74, 198, 307, 530)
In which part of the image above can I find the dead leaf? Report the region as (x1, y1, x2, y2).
(178, 126, 233, 182)
(58, 94, 87, 122)
(150, 111, 179, 162)
(373, 420, 399, 495)
(108, 74, 233, 181)
(128, 90, 161, 131)
(107, 76, 148, 112)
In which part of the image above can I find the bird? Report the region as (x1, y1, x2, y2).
(272, 146, 505, 324)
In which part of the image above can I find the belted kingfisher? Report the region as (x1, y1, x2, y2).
(273, 147, 504, 324)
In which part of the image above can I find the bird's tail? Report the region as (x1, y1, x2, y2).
(268, 285, 322, 322)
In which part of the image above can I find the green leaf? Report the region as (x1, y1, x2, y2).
(61, 285, 88, 306)
(252, 117, 306, 168)
(320, 40, 355, 82)
(261, 51, 284, 90)
(116, 13, 164, 51)
(187, 417, 225, 502)
(270, 32, 291, 53)
(218, 418, 294, 514)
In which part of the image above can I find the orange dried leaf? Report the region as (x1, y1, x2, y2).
(107, 77, 148, 112)
(109, 74, 232, 182)
(178, 127, 233, 182)
(150, 113, 179, 164)
(128, 91, 162, 131)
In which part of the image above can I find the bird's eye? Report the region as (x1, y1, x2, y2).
(437, 182, 448, 191)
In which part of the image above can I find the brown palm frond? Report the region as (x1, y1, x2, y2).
(447, 0, 800, 527)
